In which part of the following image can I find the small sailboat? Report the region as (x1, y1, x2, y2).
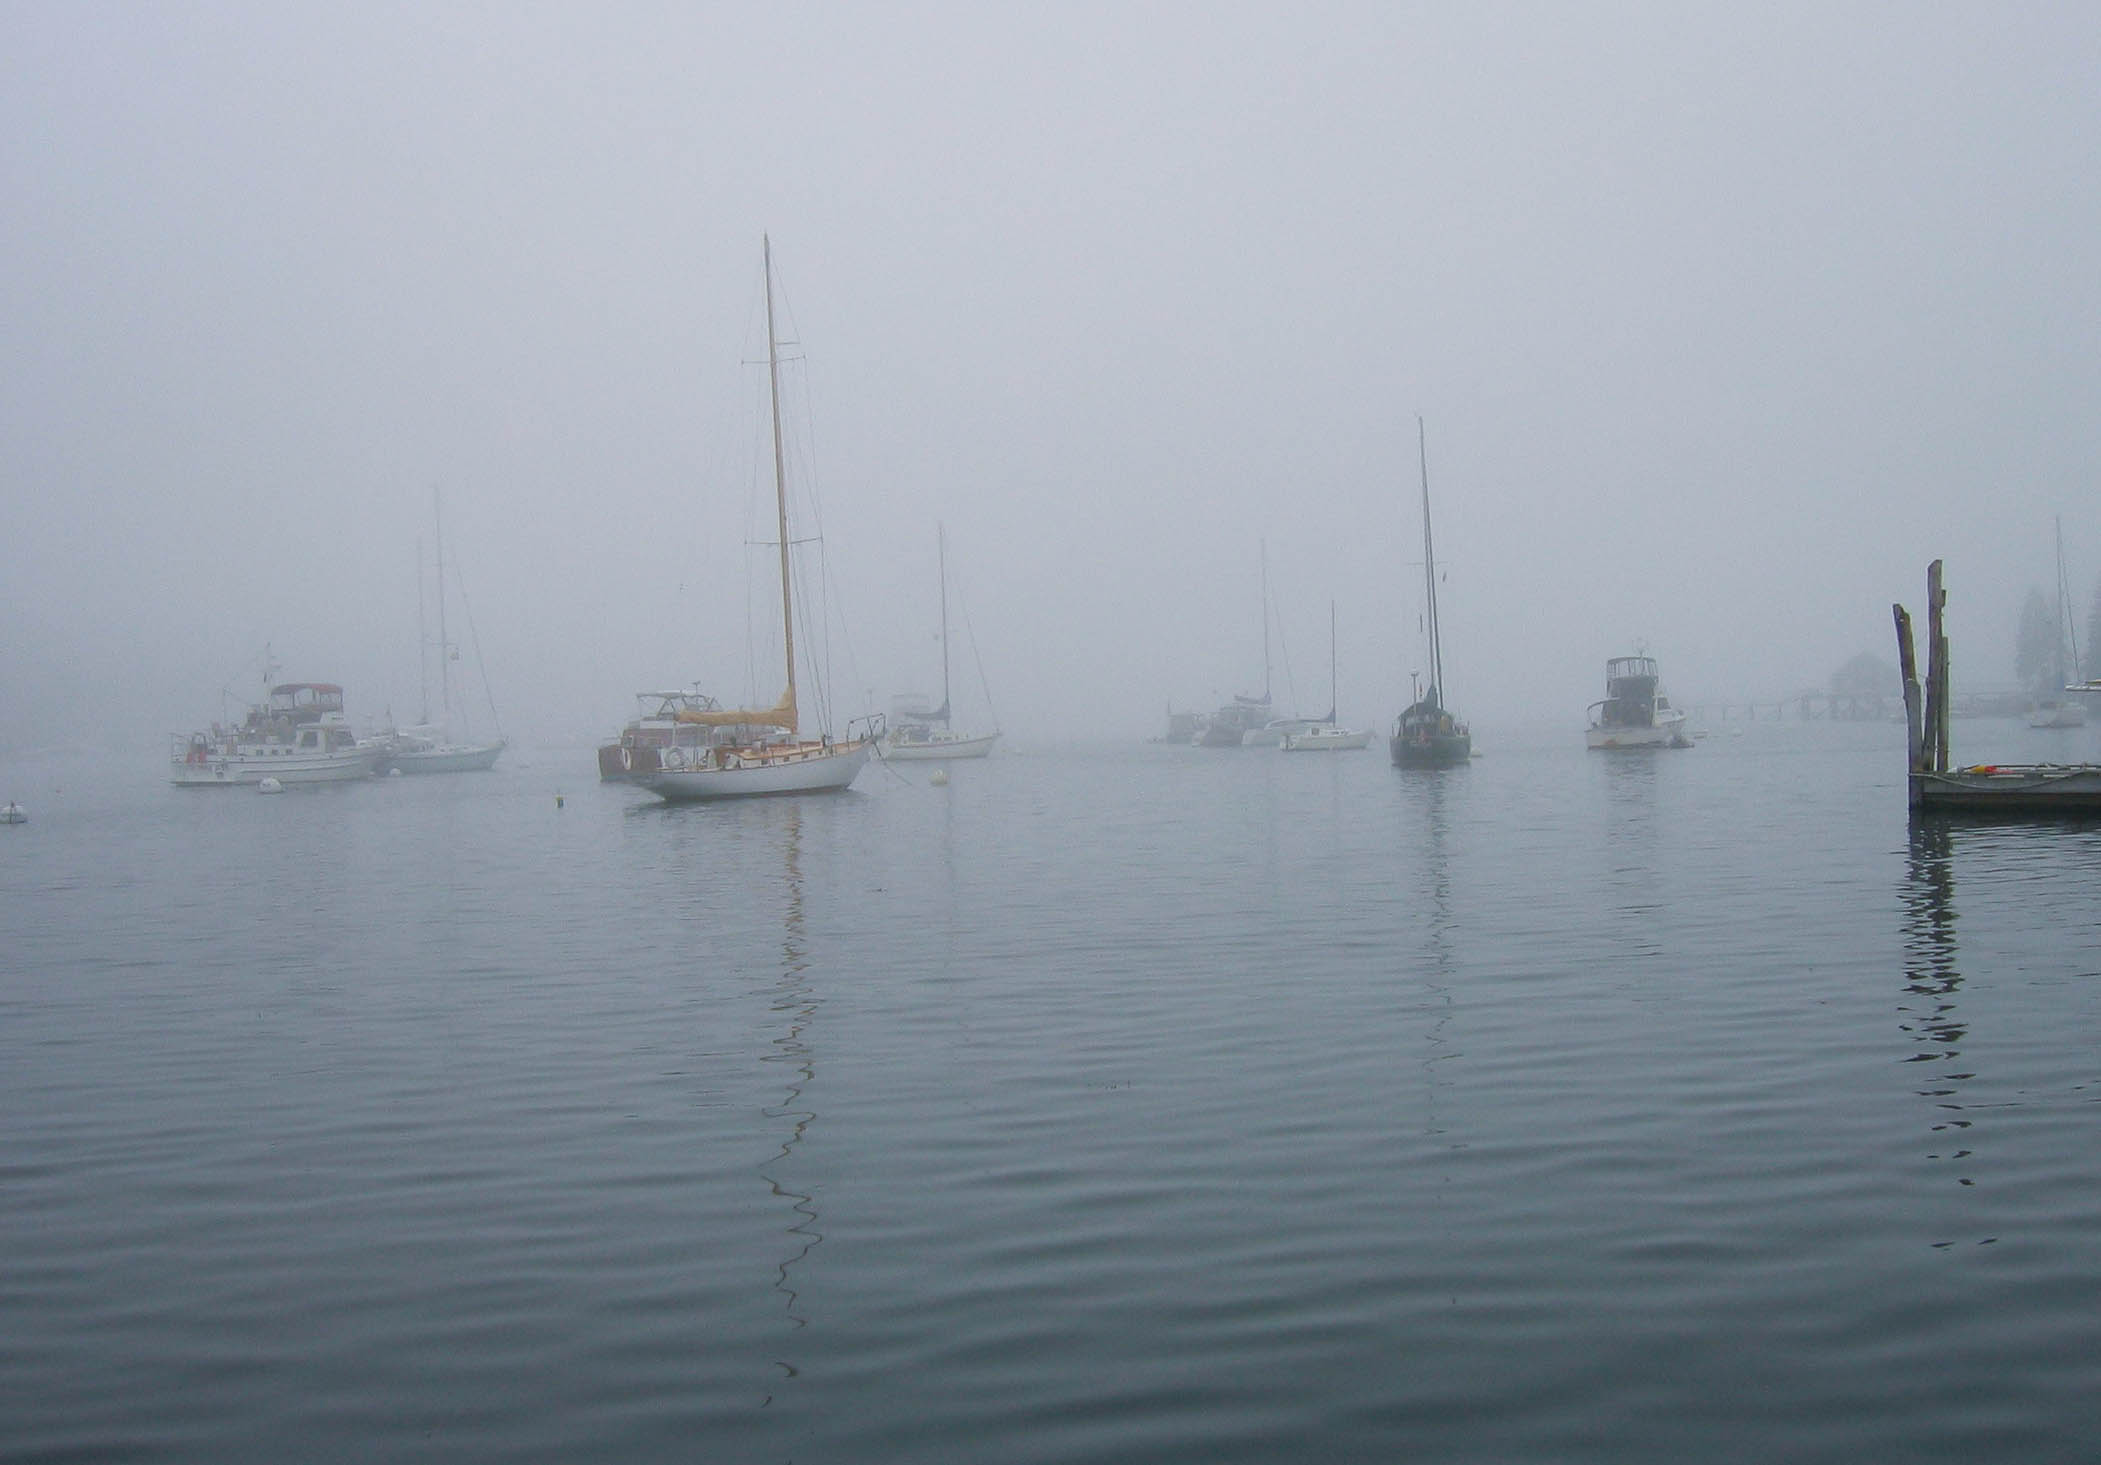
(1205, 540, 1283, 746)
(884, 524, 999, 760)
(1391, 419, 1472, 768)
(642, 238, 877, 802)
(1281, 603, 1370, 750)
(2027, 516, 2087, 729)
(377, 489, 507, 774)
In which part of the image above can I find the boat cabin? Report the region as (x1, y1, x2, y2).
(293, 721, 360, 754)
(267, 683, 346, 723)
(1593, 657, 1668, 728)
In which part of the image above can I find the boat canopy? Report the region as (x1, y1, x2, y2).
(266, 684, 345, 717)
(675, 689, 797, 730)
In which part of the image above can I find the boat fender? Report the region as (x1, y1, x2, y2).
(619, 747, 633, 773)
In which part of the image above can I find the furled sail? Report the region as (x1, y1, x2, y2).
(675, 689, 797, 730)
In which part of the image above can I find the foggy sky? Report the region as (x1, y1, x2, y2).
(6, 2, 2100, 751)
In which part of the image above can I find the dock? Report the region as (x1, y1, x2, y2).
(1896, 560, 2101, 816)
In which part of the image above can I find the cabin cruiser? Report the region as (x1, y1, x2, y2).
(1586, 656, 1691, 749)
(172, 682, 381, 785)
(598, 689, 723, 781)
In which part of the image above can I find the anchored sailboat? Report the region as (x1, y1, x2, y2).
(378, 488, 507, 774)
(2027, 516, 2087, 729)
(885, 523, 1000, 760)
(641, 238, 878, 801)
(1281, 603, 1370, 750)
(1204, 539, 1284, 746)
(1390, 418, 1472, 768)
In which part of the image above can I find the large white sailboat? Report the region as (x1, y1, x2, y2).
(885, 524, 1000, 761)
(641, 239, 877, 802)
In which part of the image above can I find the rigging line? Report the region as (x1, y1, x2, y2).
(950, 556, 1001, 732)
(741, 350, 772, 713)
(1270, 593, 1298, 717)
(817, 531, 871, 734)
(446, 548, 504, 739)
(772, 256, 857, 737)
(789, 541, 829, 732)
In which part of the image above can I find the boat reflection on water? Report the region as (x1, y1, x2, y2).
(760, 802, 820, 1400)
(1899, 819, 1975, 1206)
(1413, 772, 1458, 1147)
(1599, 750, 1665, 963)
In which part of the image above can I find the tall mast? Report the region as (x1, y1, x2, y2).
(1419, 417, 1445, 701)
(434, 486, 451, 725)
(1260, 536, 1271, 703)
(938, 522, 951, 724)
(415, 538, 429, 726)
(1327, 600, 1338, 723)
(764, 235, 797, 728)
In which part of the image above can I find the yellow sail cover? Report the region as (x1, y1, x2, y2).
(674, 690, 797, 730)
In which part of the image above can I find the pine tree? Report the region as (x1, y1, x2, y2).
(2016, 587, 2059, 695)
(2086, 577, 2101, 685)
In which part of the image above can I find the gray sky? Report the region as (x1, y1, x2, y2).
(6, 1, 2099, 750)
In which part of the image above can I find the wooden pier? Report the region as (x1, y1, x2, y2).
(1895, 560, 2101, 816)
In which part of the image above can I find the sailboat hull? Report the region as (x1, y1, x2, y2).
(1391, 731, 1471, 767)
(882, 731, 998, 760)
(641, 741, 871, 801)
(2026, 701, 2087, 729)
(1281, 727, 1371, 751)
(380, 741, 506, 774)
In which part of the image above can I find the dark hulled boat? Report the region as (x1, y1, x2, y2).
(1391, 418, 1471, 769)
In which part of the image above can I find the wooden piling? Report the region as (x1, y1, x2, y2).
(1894, 602, 1923, 779)
(1927, 560, 1950, 772)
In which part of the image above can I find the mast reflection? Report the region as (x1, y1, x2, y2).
(1413, 772, 1458, 1144)
(758, 802, 820, 1393)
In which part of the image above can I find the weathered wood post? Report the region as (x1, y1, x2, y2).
(1927, 560, 1950, 771)
(1894, 601, 1923, 787)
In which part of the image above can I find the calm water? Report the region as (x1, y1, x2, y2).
(6, 720, 2101, 1463)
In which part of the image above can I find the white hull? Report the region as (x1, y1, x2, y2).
(2027, 702, 2087, 729)
(172, 746, 380, 785)
(382, 741, 506, 773)
(1586, 711, 1689, 750)
(1280, 726, 1371, 751)
(641, 740, 871, 801)
(1245, 719, 1322, 748)
(882, 731, 998, 761)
